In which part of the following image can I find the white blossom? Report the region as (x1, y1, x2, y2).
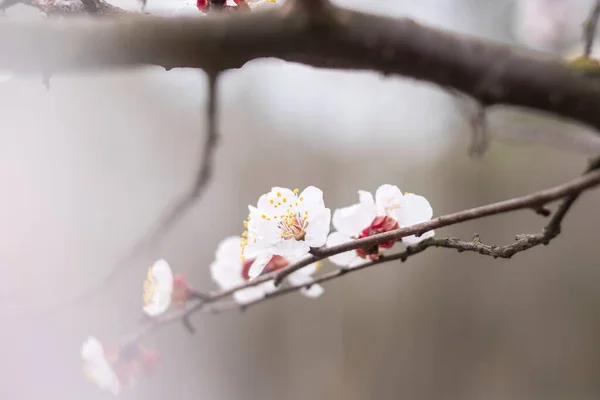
(143, 259, 174, 317)
(241, 186, 331, 279)
(211, 236, 278, 304)
(211, 236, 324, 302)
(326, 184, 434, 267)
(287, 261, 324, 298)
(81, 337, 120, 396)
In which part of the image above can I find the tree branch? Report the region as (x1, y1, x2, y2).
(116, 157, 600, 343)
(2, 3, 600, 132)
(273, 161, 600, 285)
(584, 0, 600, 58)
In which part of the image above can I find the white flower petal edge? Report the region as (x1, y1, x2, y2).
(210, 236, 278, 305)
(394, 193, 435, 245)
(288, 265, 324, 298)
(325, 231, 360, 267)
(143, 259, 174, 317)
(81, 337, 120, 396)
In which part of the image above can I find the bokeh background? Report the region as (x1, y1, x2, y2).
(2, 0, 600, 399)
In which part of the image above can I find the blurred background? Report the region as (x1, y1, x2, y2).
(2, 0, 600, 399)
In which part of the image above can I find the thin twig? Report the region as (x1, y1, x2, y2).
(69, 72, 221, 307)
(272, 164, 600, 285)
(584, 0, 600, 58)
(116, 158, 600, 345)
(451, 91, 489, 157)
(206, 159, 600, 313)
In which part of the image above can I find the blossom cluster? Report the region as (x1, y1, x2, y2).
(81, 184, 434, 395)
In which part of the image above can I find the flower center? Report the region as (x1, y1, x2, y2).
(278, 210, 309, 241)
(356, 215, 399, 260)
(241, 255, 289, 281)
(142, 268, 156, 307)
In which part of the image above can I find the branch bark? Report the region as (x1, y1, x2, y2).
(1, 2, 600, 132)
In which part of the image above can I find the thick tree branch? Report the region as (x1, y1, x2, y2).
(2, 3, 600, 132)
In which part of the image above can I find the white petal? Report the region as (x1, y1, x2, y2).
(298, 186, 325, 208)
(151, 259, 174, 284)
(288, 269, 313, 286)
(81, 336, 104, 360)
(402, 229, 435, 246)
(394, 193, 434, 245)
(325, 232, 358, 267)
(358, 190, 375, 206)
(375, 184, 404, 215)
(248, 252, 272, 279)
(294, 262, 319, 277)
(305, 208, 331, 247)
(288, 270, 323, 298)
(301, 284, 324, 298)
(210, 259, 244, 290)
(143, 259, 174, 317)
(258, 280, 278, 295)
(233, 287, 266, 304)
(257, 187, 296, 216)
(233, 281, 277, 304)
(272, 239, 310, 260)
(81, 337, 120, 395)
(331, 203, 376, 235)
(395, 193, 433, 225)
(215, 236, 244, 264)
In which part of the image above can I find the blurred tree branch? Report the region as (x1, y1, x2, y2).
(2, 0, 600, 132)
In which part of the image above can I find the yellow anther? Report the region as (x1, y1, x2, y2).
(270, 199, 274, 204)
(315, 261, 323, 272)
(283, 198, 287, 203)
(276, 192, 281, 197)
(304, 210, 308, 215)
(261, 214, 267, 219)
(293, 188, 299, 194)
(300, 197, 304, 201)
(253, 238, 257, 243)
(242, 231, 248, 237)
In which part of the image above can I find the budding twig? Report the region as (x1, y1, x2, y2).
(119, 158, 600, 345)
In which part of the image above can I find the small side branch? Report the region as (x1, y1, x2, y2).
(78, 72, 221, 303)
(584, 0, 600, 57)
